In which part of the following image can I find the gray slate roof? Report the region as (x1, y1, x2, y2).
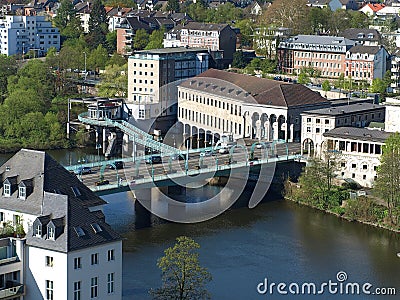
(348, 45, 381, 55)
(0, 149, 120, 252)
(341, 28, 381, 42)
(179, 69, 329, 108)
(285, 35, 356, 47)
(303, 103, 384, 116)
(323, 127, 391, 143)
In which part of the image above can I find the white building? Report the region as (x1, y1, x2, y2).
(177, 69, 330, 147)
(0, 149, 122, 300)
(127, 47, 209, 133)
(301, 103, 386, 156)
(323, 127, 391, 187)
(384, 97, 400, 132)
(0, 15, 60, 57)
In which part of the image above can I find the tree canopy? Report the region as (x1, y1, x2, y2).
(151, 236, 212, 300)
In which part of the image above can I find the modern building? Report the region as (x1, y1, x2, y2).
(0, 15, 60, 57)
(127, 47, 210, 132)
(344, 45, 389, 84)
(384, 97, 400, 132)
(390, 49, 400, 93)
(277, 35, 356, 78)
(323, 127, 391, 187)
(0, 149, 122, 300)
(301, 103, 385, 156)
(177, 69, 330, 147)
(163, 22, 237, 68)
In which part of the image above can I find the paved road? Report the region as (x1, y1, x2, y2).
(76, 143, 301, 187)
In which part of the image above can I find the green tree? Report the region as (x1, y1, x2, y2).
(107, 53, 127, 67)
(206, 3, 242, 23)
(97, 64, 128, 97)
(297, 71, 310, 85)
(53, 0, 82, 39)
(183, 2, 208, 22)
(87, 0, 108, 49)
(106, 31, 117, 53)
(166, 0, 180, 12)
(232, 51, 247, 69)
(133, 29, 150, 51)
(145, 27, 166, 50)
(235, 19, 253, 48)
(322, 80, 331, 97)
(375, 132, 400, 225)
(88, 44, 109, 72)
(151, 236, 212, 300)
(0, 55, 17, 103)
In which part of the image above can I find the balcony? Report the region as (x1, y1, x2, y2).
(0, 282, 24, 299)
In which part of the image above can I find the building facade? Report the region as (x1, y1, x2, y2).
(323, 127, 391, 187)
(344, 45, 389, 84)
(277, 35, 355, 78)
(384, 97, 400, 132)
(177, 69, 330, 147)
(252, 27, 290, 58)
(0, 15, 60, 56)
(127, 47, 209, 132)
(0, 149, 122, 300)
(163, 22, 237, 68)
(301, 103, 386, 156)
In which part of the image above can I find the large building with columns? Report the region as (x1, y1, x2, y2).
(177, 69, 330, 147)
(323, 127, 391, 187)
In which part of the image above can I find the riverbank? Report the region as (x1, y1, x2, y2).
(284, 191, 400, 233)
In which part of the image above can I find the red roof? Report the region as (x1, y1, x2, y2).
(363, 3, 385, 12)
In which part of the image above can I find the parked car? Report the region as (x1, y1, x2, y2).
(108, 161, 124, 169)
(74, 166, 92, 175)
(95, 179, 109, 186)
(145, 155, 162, 164)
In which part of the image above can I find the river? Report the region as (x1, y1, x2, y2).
(1, 149, 399, 299)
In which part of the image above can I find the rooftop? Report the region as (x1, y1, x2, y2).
(133, 47, 209, 55)
(302, 103, 384, 116)
(348, 45, 382, 55)
(323, 127, 391, 143)
(179, 69, 329, 108)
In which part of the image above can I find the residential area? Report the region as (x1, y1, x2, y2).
(0, 0, 399, 299)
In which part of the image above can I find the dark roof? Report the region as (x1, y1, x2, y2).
(126, 16, 153, 32)
(348, 45, 381, 55)
(0, 149, 122, 253)
(302, 103, 384, 116)
(180, 22, 231, 32)
(341, 28, 381, 42)
(179, 69, 329, 108)
(0, 149, 106, 215)
(323, 127, 391, 143)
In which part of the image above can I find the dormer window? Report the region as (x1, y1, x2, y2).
(48, 226, 55, 240)
(19, 186, 26, 199)
(35, 224, 42, 237)
(3, 184, 10, 197)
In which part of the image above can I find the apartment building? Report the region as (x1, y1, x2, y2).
(163, 22, 237, 68)
(301, 103, 385, 156)
(177, 69, 329, 146)
(252, 27, 290, 58)
(384, 97, 400, 132)
(341, 28, 381, 46)
(323, 127, 391, 187)
(344, 45, 389, 84)
(0, 15, 60, 56)
(0, 149, 122, 300)
(277, 35, 355, 77)
(127, 47, 209, 132)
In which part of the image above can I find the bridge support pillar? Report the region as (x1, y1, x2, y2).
(102, 127, 107, 154)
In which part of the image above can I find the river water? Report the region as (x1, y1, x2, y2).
(1, 149, 399, 299)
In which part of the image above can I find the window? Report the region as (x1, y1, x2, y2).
(91, 253, 98, 265)
(316, 128, 320, 133)
(3, 184, 10, 196)
(74, 257, 81, 269)
(46, 280, 53, 300)
(107, 273, 114, 294)
(363, 175, 366, 180)
(341, 162, 346, 168)
(306, 118, 311, 123)
(36, 224, 42, 237)
(352, 164, 356, 169)
(363, 164, 367, 170)
(0, 212, 3, 222)
(325, 120, 330, 125)
(91, 277, 98, 298)
(74, 281, 81, 300)
(45, 256, 54, 267)
(48, 226, 55, 240)
(19, 186, 26, 199)
(306, 127, 311, 133)
(316, 118, 320, 124)
(108, 249, 115, 261)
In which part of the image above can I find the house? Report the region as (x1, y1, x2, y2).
(344, 45, 389, 84)
(323, 127, 391, 187)
(75, 0, 92, 33)
(177, 69, 330, 145)
(383, 97, 400, 132)
(0, 15, 60, 57)
(106, 6, 134, 32)
(0, 149, 122, 300)
(300, 103, 385, 156)
(163, 22, 237, 69)
(340, 28, 381, 46)
(277, 35, 355, 78)
(252, 27, 291, 58)
(358, 3, 385, 16)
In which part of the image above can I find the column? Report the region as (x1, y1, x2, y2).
(289, 124, 294, 143)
